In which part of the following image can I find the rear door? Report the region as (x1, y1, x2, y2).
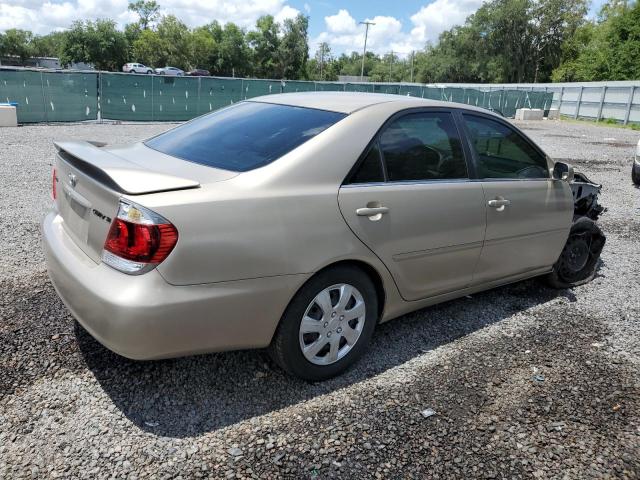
(460, 112, 574, 283)
(338, 109, 486, 301)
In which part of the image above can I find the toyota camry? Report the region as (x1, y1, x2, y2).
(42, 92, 605, 380)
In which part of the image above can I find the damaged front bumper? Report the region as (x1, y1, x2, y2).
(571, 172, 605, 220)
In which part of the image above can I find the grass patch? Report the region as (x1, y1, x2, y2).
(559, 115, 640, 131)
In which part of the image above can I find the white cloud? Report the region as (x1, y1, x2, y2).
(314, 1, 486, 58)
(325, 9, 357, 34)
(410, 0, 485, 44)
(274, 4, 300, 24)
(0, 0, 300, 34)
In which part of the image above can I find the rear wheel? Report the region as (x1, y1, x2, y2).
(129, 69, 136, 74)
(269, 265, 378, 381)
(545, 217, 606, 288)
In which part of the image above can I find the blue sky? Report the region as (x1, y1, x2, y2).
(0, 0, 603, 58)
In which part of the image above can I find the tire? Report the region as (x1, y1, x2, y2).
(146, 70, 152, 74)
(545, 217, 606, 289)
(632, 162, 640, 186)
(268, 265, 378, 381)
(129, 70, 136, 74)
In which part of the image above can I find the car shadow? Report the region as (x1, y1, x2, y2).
(77, 278, 570, 438)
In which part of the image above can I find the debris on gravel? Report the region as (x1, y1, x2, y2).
(1, 119, 639, 478)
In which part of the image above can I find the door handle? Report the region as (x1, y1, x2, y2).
(356, 206, 389, 216)
(487, 199, 511, 208)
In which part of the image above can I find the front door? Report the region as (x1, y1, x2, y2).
(460, 113, 574, 284)
(338, 110, 486, 301)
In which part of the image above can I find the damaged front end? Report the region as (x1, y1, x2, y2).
(570, 172, 605, 220)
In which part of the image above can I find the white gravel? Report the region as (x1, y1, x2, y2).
(1, 118, 639, 478)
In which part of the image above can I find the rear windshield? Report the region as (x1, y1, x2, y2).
(145, 102, 346, 172)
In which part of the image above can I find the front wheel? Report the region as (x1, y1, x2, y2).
(545, 217, 606, 289)
(269, 265, 378, 381)
(632, 162, 640, 186)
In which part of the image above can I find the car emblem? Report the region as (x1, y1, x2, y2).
(68, 173, 77, 188)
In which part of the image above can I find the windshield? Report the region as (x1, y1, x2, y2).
(145, 102, 346, 172)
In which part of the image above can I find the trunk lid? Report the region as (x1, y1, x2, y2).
(53, 141, 233, 263)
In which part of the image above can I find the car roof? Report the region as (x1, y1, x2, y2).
(249, 91, 491, 115)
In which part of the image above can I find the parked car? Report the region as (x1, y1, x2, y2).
(43, 93, 605, 381)
(633, 138, 640, 185)
(187, 69, 210, 77)
(154, 66, 184, 76)
(122, 63, 153, 74)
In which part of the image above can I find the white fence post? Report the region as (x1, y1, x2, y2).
(596, 86, 607, 122)
(574, 86, 583, 119)
(624, 86, 635, 125)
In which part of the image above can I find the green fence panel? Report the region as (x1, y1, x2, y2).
(151, 76, 200, 121)
(315, 82, 343, 91)
(373, 84, 400, 94)
(43, 72, 98, 122)
(282, 80, 315, 93)
(0, 70, 97, 122)
(0, 69, 560, 122)
(314, 82, 345, 92)
(200, 77, 243, 112)
(345, 83, 373, 93)
(0, 70, 47, 122)
(101, 73, 153, 121)
(398, 85, 423, 97)
(242, 79, 280, 99)
(422, 87, 442, 100)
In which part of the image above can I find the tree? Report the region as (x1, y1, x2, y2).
(59, 20, 129, 70)
(155, 15, 191, 69)
(1, 29, 34, 64)
(132, 29, 164, 66)
(31, 31, 66, 58)
(276, 14, 309, 79)
(552, 0, 640, 81)
(247, 15, 280, 78)
(128, 0, 160, 30)
(414, 0, 588, 83)
(190, 25, 216, 70)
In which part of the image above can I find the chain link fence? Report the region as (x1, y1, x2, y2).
(0, 68, 556, 123)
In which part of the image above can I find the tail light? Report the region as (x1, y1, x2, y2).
(102, 200, 178, 274)
(52, 167, 57, 200)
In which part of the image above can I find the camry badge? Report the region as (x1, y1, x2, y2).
(68, 173, 77, 188)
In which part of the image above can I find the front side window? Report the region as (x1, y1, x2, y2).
(463, 114, 549, 179)
(378, 112, 468, 182)
(146, 102, 346, 171)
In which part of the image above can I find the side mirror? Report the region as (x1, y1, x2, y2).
(552, 161, 574, 182)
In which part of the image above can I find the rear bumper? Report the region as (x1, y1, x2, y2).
(42, 211, 308, 360)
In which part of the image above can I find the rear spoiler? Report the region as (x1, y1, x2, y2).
(54, 141, 200, 195)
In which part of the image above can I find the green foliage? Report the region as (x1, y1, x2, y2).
(59, 20, 128, 71)
(128, 0, 160, 30)
(1, 29, 35, 63)
(3, 0, 638, 84)
(552, 0, 640, 81)
(413, 0, 588, 83)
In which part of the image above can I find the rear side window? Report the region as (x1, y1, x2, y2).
(463, 114, 549, 179)
(378, 112, 468, 182)
(349, 142, 384, 184)
(146, 102, 346, 172)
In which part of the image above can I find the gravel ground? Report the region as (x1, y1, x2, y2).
(0, 118, 639, 479)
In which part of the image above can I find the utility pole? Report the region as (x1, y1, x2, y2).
(388, 51, 394, 82)
(318, 43, 325, 81)
(410, 51, 415, 83)
(359, 21, 375, 82)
